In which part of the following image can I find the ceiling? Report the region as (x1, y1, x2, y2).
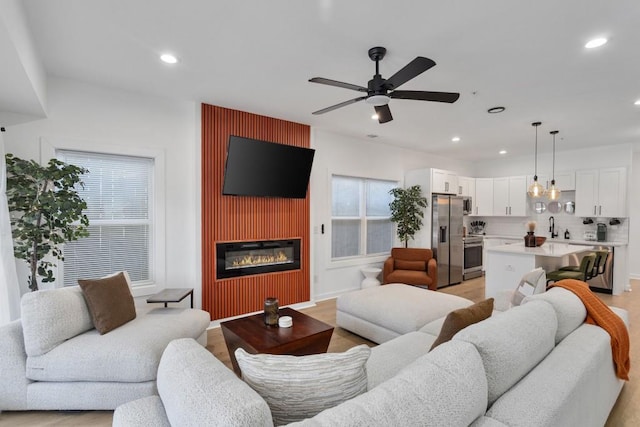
(10, 0, 640, 160)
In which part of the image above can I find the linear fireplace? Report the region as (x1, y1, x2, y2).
(216, 239, 301, 279)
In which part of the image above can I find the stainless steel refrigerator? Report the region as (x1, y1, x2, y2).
(431, 195, 464, 287)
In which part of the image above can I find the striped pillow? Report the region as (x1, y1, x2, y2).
(235, 345, 370, 425)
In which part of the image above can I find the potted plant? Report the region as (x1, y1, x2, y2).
(389, 185, 428, 248)
(5, 153, 89, 291)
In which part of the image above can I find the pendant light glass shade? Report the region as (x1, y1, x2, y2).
(527, 122, 546, 198)
(547, 181, 560, 200)
(528, 179, 546, 198)
(547, 130, 561, 200)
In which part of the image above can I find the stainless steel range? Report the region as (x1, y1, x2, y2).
(463, 235, 483, 280)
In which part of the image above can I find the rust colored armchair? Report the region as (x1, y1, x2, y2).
(383, 248, 438, 291)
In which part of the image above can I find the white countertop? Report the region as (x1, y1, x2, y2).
(487, 242, 594, 257)
(479, 234, 627, 247)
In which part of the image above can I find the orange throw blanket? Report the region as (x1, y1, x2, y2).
(550, 279, 630, 380)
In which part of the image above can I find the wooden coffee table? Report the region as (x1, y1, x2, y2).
(221, 307, 334, 376)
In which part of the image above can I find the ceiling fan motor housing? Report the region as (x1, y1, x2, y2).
(368, 74, 387, 93)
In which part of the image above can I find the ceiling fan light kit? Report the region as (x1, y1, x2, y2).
(527, 121, 546, 198)
(309, 46, 460, 123)
(365, 95, 390, 106)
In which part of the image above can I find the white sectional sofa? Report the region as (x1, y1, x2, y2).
(0, 286, 210, 411)
(114, 285, 629, 426)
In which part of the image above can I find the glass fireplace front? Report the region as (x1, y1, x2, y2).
(216, 239, 301, 279)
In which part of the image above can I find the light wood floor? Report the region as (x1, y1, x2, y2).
(1, 277, 638, 426)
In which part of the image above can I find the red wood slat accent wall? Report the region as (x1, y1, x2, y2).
(201, 104, 311, 320)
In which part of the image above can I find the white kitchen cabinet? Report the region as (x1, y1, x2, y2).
(474, 178, 493, 216)
(432, 169, 458, 195)
(458, 176, 474, 197)
(493, 176, 527, 216)
(575, 167, 627, 217)
(493, 178, 509, 216)
(554, 171, 575, 191)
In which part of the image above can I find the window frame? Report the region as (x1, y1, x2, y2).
(40, 138, 165, 297)
(328, 173, 397, 268)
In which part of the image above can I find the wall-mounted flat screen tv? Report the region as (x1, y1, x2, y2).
(222, 135, 315, 199)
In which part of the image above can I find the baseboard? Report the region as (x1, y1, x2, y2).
(314, 286, 360, 302)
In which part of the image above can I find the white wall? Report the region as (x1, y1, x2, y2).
(472, 144, 633, 177)
(630, 144, 640, 280)
(3, 77, 200, 306)
(309, 129, 473, 300)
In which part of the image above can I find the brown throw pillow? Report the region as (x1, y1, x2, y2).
(78, 272, 136, 334)
(395, 260, 427, 271)
(430, 298, 494, 350)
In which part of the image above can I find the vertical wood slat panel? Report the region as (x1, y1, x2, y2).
(201, 104, 311, 320)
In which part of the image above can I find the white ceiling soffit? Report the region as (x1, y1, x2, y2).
(0, 0, 47, 126)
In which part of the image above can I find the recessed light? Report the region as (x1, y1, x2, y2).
(634, 99, 640, 106)
(499, 150, 507, 155)
(488, 106, 506, 114)
(585, 37, 607, 49)
(452, 136, 461, 142)
(371, 113, 379, 120)
(160, 53, 178, 64)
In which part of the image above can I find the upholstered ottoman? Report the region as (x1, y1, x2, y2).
(337, 283, 473, 344)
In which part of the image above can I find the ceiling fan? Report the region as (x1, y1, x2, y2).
(309, 47, 460, 124)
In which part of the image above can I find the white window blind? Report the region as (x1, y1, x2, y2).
(58, 150, 153, 286)
(331, 175, 395, 259)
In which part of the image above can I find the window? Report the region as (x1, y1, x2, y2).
(331, 175, 396, 259)
(57, 150, 154, 286)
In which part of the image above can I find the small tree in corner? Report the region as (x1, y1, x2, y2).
(5, 153, 89, 291)
(389, 185, 428, 248)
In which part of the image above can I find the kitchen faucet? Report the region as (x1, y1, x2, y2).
(549, 216, 558, 238)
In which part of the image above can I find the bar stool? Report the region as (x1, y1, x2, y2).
(546, 253, 596, 285)
(594, 250, 610, 277)
(558, 250, 607, 280)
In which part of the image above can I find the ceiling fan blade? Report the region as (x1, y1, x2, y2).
(390, 90, 460, 103)
(309, 77, 368, 92)
(385, 57, 436, 90)
(312, 96, 367, 115)
(375, 105, 393, 124)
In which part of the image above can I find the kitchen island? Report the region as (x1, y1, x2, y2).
(484, 242, 593, 298)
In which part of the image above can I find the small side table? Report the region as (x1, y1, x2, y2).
(361, 267, 382, 289)
(147, 288, 194, 308)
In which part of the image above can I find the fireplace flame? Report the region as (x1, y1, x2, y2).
(231, 251, 290, 268)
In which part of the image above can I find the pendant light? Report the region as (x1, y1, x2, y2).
(527, 122, 546, 198)
(547, 130, 561, 200)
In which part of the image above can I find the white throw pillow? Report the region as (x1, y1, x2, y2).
(235, 345, 371, 425)
(511, 267, 547, 306)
